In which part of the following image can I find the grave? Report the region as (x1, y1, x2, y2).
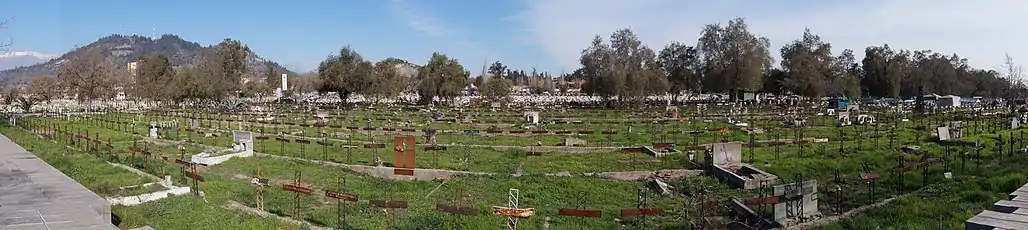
(190, 130, 255, 165)
(523, 111, 540, 125)
(707, 143, 780, 189)
(148, 123, 159, 138)
(937, 121, 963, 141)
(836, 112, 851, 127)
(665, 106, 679, 119)
(772, 180, 820, 226)
(1013, 117, 1021, 129)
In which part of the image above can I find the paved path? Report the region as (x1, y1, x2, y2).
(0, 134, 117, 230)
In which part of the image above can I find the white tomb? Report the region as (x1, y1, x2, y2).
(524, 111, 540, 124)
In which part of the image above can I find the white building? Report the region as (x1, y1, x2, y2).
(938, 95, 961, 107)
(127, 62, 138, 76)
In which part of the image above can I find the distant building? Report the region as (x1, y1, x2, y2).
(938, 95, 961, 107)
(127, 62, 138, 76)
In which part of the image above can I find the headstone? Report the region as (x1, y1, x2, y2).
(836, 112, 851, 126)
(937, 126, 951, 141)
(773, 180, 819, 224)
(1012, 117, 1021, 129)
(711, 143, 743, 168)
(147, 124, 158, 138)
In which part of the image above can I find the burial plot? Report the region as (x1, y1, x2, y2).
(708, 143, 780, 189)
(773, 180, 820, 226)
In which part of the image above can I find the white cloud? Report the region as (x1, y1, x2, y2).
(388, 0, 495, 68)
(517, 0, 1028, 72)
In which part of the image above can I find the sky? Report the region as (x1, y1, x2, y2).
(1, 0, 1027, 74)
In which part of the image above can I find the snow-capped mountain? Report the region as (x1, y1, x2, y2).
(0, 51, 58, 71)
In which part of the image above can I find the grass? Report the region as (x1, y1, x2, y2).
(6, 105, 1026, 229)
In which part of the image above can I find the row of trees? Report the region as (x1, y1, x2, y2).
(11, 17, 1024, 107)
(315, 47, 473, 104)
(575, 18, 1025, 105)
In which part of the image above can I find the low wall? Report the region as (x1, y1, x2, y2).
(106, 187, 192, 206)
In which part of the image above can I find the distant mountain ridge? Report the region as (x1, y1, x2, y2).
(0, 34, 294, 84)
(0, 51, 58, 71)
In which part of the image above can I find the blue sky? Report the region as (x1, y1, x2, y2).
(0, 0, 545, 73)
(2, 0, 1027, 74)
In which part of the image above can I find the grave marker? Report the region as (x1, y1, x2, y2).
(282, 171, 312, 218)
(620, 188, 662, 228)
(325, 178, 358, 229)
(370, 186, 408, 230)
(492, 188, 533, 230)
(252, 167, 269, 211)
(392, 136, 416, 176)
(557, 191, 602, 227)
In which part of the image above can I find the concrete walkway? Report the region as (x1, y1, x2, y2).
(0, 134, 116, 230)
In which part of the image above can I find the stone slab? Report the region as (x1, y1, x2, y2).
(0, 134, 117, 229)
(966, 210, 1028, 230)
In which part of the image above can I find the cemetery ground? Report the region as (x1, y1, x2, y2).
(6, 106, 1028, 229)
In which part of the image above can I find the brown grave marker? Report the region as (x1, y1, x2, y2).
(392, 136, 416, 176)
(281, 171, 312, 218)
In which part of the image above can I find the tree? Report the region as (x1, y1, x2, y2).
(481, 77, 513, 102)
(831, 49, 862, 98)
(56, 47, 117, 102)
(290, 72, 320, 96)
(697, 18, 772, 99)
(577, 29, 666, 106)
(169, 66, 211, 103)
(24, 75, 62, 103)
(861, 45, 908, 98)
(487, 61, 507, 80)
(195, 38, 251, 100)
(364, 58, 406, 102)
(134, 53, 176, 101)
(780, 29, 833, 97)
(317, 46, 374, 103)
(264, 60, 281, 92)
(416, 52, 469, 105)
(0, 20, 11, 50)
(1002, 54, 1026, 102)
(657, 41, 701, 100)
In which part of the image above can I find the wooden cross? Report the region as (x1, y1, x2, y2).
(620, 188, 663, 228)
(281, 171, 312, 218)
(370, 185, 408, 230)
(325, 177, 358, 229)
(251, 166, 269, 211)
(181, 161, 204, 196)
(436, 184, 477, 228)
(557, 191, 601, 227)
(296, 139, 311, 160)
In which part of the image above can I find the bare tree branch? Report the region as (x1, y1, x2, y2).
(0, 20, 12, 51)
